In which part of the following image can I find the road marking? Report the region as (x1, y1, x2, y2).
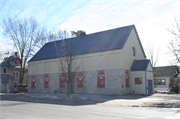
(89, 112, 144, 119)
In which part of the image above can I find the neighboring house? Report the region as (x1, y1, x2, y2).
(0, 52, 28, 93)
(153, 65, 179, 92)
(28, 25, 154, 95)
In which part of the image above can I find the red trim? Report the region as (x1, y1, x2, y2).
(82, 80, 83, 86)
(60, 81, 62, 86)
(103, 79, 105, 85)
(98, 80, 100, 85)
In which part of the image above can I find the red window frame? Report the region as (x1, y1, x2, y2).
(125, 70, 129, 87)
(97, 71, 105, 87)
(60, 74, 65, 88)
(31, 75, 36, 87)
(77, 72, 83, 88)
(44, 74, 49, 87)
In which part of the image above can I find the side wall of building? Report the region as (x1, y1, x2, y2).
(154, 77, 169, 91)
(130, 71, 146, 94)
(28, 69, 131, 95)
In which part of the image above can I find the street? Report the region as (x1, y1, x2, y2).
(0, 99, 179, 119)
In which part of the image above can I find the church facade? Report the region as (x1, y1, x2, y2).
(28, 25, 154, 95)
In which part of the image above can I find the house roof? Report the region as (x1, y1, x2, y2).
(153, 66, 179, 78)
(131, 59, 150, 71)
(0, 53, 20, 67)
(29, 25, 146, 62)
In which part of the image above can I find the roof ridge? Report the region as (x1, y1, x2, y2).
(46, 24, 135, 44)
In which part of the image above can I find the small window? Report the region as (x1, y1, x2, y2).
(132, 47, 136, 56)
(13, 72, 18, 78)
(125, 70, 129, 87)
(16, 73, 18, 78)
(3, 68, 6, 73)
(154, 79, 166, 85)
(13, 72, 16, 77)
(31, 75, 36, 87)
(44, 74, 49, 87)
(60, 74, 65, 88)
(97, 71, 105, 87)
(77, 72, 83, 88)
(14, 61, 17, 64)
(135, 78, 142, 84)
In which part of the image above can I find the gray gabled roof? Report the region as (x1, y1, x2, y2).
(29, 25, 146, 62)
(1, 55, 20, 67)
(131, 59, 150, 71)
(1, 57, 14, 67)
(153, 66, 179, 77)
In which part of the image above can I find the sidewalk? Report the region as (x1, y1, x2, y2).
(1, 93, 180, 108)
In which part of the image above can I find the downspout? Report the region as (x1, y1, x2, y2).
(145, 71, 147, 95)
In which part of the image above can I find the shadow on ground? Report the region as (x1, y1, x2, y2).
(0, 93, 150, 106)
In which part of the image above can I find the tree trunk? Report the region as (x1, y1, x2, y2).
(67, 81, 69, 97)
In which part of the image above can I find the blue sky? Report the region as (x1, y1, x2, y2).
(0, 0, 179, 66)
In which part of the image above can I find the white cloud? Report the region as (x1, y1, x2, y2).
(58, 0, 178, 66)
(0, 0, 179, 66)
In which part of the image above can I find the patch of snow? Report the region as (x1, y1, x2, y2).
(137, 98, 164, 101)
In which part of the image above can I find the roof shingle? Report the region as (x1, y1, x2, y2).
(29, 25, 146, 62)
(131, 59, 150, 71)
(153, 66, 179, 77)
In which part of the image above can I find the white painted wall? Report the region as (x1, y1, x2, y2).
(130, 71, 146, 94)
(154, 77, 169, 91)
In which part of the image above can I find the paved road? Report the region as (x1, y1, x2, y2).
(0, 99, 179, 119)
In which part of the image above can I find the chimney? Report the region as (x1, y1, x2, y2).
(15, 52, 17, 56)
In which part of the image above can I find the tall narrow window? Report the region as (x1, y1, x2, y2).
(132, 47, 136, 56)
(97, 71, 105, 87)
(13, 72, 16, 77)
(77, 72, 83, 87)
(16, 73, 18, 78)
(31, 75, 36, 87)
(44, 74, 49, 87)
(60, 74, 65, 88)
(3, 68, 6, 73)
(125, 70, 129, 87)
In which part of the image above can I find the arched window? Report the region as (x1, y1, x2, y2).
(60, 74, 65, 88)
(125, 70, 129, 87)
(44, 74, 49, 87)
(132, 47, 136, 56)
(97, 71, 105, 87)
(77, 72, 83, 87)
(31, 75, 36, 87)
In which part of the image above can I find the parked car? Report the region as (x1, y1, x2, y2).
(14, 84, 28, 93)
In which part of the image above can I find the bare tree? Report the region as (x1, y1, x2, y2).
(55, 30, 79, 97)
(34, 27, 57, 51)
(146, 42, 159, 67)
(2, 17, 40, 84)
(168, 17, 180, 64)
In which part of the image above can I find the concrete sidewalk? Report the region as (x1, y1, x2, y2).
(1, 93, 180, 108)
